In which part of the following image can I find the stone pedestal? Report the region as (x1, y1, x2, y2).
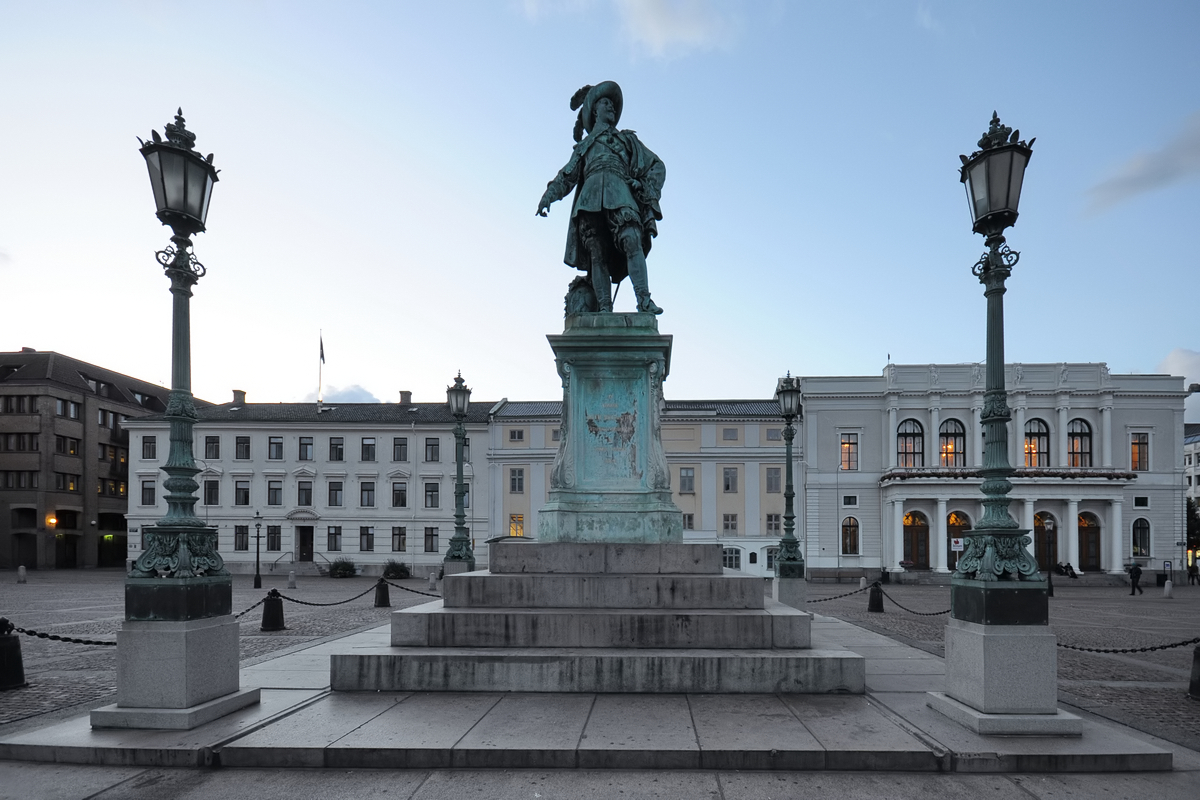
(774, 576, 807, 610)
(538, 313, 682, 543)
(928, 578, 1080, 735)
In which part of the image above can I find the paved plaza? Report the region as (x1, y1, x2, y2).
(2, 569, 1199, 797)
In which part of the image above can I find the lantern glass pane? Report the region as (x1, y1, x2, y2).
(161, 150, 186, 211)
(1008, 151, 1027, 214)
(199, 176, 213, 225)
(987, 150, 1013, 213)
(969, 160, 989, 221)
(185, 160, 207, 219)
(144, 151, 166, 212)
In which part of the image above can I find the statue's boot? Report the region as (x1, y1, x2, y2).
(627, 253, 662, 315)
(590, 264, 613, 313)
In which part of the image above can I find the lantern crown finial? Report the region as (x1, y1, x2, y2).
(163, 108, 197, 151)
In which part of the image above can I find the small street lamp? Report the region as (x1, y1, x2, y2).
(444, 373, 476, 573)
(773, 373, 804, 579)
(253, 511, 263, 589)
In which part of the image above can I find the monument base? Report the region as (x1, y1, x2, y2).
(926, 692, 1082, 736)
(774, 576, 807, 610)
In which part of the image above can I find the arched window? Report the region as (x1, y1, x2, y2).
(1131, 518, 1150, 558)
(939, 420, 966, 467)
(842, 516, 860, 555)
(1024, 418, 1050, 467)
(1068, 419, 1092, 468)
(722, 547, 742, 570)
(897, 420, 924, 468)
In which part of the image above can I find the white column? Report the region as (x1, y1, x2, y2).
(1023, 498, 1037, 561)
(1014, 399, 1027, 468)
(929, 405, 941, 468)
(1056, 398, 1070, 467)
(893, 499, 905, 569)
(1066, 499, 1080, 570)
(887, 405, 898, 469)
(1109, 498, 1124, 573)
(1101, 403, 1113, 467)
(971, 401, 984, 467)
(935, 498, 948, 572)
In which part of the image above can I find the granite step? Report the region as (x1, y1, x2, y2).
(331, 647, 864, 694)
(488, 541, 722, 575)
(443, 571, 766, 610)
(393, 599, 808, 649)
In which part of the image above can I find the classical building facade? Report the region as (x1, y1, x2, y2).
(0, 349, 172, 569)
(122, 391, 492, 578)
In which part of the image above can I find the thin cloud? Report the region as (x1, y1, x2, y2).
(1156, 348, 1200, 422)
(916, 1, 941, 32)
(615, 0, 736, 58)
(304, 384, 382, 403)
(1088, 113, 1200, 213)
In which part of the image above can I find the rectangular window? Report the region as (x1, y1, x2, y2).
(679, 467, 695, 493)
(56, 398, 66, 416)
(327, 526, 342, 551)
(267, 525, 281, 551)
(509, 514, 524, 537)
(425, 482, 439, 508)
(723, 467, 738, 493)
(841, 433, 858, 471)
(1131, 433, 1149, 471)
(97, 443, 106, 460)
(424, 527, 439, 552)
(98, 409, 108, 427)
(68, 401, 80, 419)
(141, 481, 156, 505)
(843, 495, 858, 507)
(682, 513, 695, 530)
(328, 481, 343, 506)
(766, 428, 782, 441)
(265, 480, 283, 505)
(722, 427, 738, 441)
(234, 480, 250, 506)
(268, 436, 283, 460)
(298, 437, 313, 461)
(235, 525, 249, 551)
(510, 468, 525, 493)
(722, 548, 741, 569)
(392, 481, 408, 508)
(117, 481, 124, 496)
(297, 481, 313, 507)
(1134, 496, 1149, 507)
(236, 436, 250, 459)
(723, 513, 738, 534)
(204, 436, 220, 459)
(361, 437, 376, 461)
(142, 436, 157, 459)
(425, 437, 440, 461)
(551, 428, 561, 442)
(509, 429, 524, 442)
(359, 526, 374, 552)
(393, 437, 408, 461)
(360, 481, 375, 507)
(392, 526, 406, 552)
(204, 480, 220, 505)
(766, 547, 779, 570)
(329, 437, 344, 461)
(766, 467, 781, 494)
(766, 513, 781, 533)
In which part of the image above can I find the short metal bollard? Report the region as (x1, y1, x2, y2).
(16, 566, 26, 584)
(1189, 645, 1200, 701)
(287, 570, 297, 590)
(1164, 579, 1174, 599)
(868, 582, 884, 613)
(0, 617, 28, 690)
(261, 589, 286, 632)
(374, 578, 391, 608)
(859, 577, 867, 590)
(428, 573, 437, 590)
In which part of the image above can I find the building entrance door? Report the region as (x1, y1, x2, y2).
(1078, 513, 1101, 572)
(1034, 513, 1058, 572)
(55, 534, 78, 568)
(903, 511, 930, 569)
(297, 526, 314, 562)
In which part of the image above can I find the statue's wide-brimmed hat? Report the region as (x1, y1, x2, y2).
(570, 81, 623, 141)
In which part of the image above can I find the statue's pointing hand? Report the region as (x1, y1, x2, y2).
(537, 191, 554, 217)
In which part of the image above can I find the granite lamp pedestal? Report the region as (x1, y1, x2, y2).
(538, 313, 682, 543)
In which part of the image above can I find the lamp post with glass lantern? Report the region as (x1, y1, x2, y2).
(772, 374, 804, 608)
(443, 373, 476, 574)
(253, 511, 263, 589)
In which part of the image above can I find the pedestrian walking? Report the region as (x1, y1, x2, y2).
(1187, 562, 1198, 586)
(1129, 562, 1144, 595)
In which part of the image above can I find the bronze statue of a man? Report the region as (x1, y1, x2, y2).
(538, 82, 666, 315)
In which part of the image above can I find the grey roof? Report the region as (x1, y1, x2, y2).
(495, 401, 563, 417)
(494, 399, 780, 418)
(131, 401, 496, 426)
(1185, 423, 1200, 445)
(0, 349, 176, 411)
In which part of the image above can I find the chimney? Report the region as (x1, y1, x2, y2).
(232, 389, 246, 407)
(399, 390, 412, 405)
(21, 347, 35, 353)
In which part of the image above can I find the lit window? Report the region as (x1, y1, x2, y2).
(841, 433, 858, 471)
(1068, 419, 1092, 467)
(842, 517, 860, 555)
(1131, 433, 1149, 471)
(1024, 419, 1049, 467)
(510, 514, 524, 537)
(939, 420, 965, 467)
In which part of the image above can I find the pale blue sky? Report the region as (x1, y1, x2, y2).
(1, 1, 1197, 419)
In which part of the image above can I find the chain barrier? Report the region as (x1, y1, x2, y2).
(11, 626, 116, 647)
(275, 583, 377, 607)
(382, 578, 441, 598)
(1058, 636, 1200, 654)
(234, 597, 267, 619)
(807, 584, 872, 603)
(876, 585, 950, 616)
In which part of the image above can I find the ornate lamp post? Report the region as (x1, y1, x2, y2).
(253, 511, 263, 589)
(773, 373, 804, 580)
(128, 109, 224, 582)
(443, 373, 476, 573)
(952, 112, 1040, 585)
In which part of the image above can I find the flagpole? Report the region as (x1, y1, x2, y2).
(318, 330, 324, 409)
